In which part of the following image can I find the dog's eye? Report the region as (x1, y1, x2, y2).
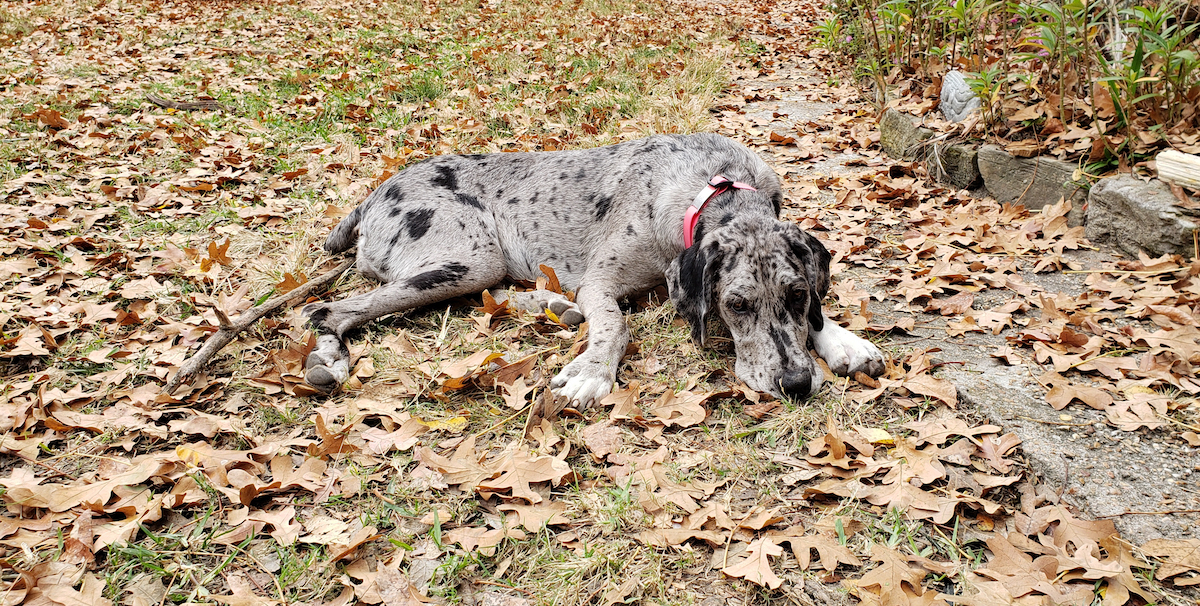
(789, 286, 808, 309)
(727, 297, 750, 314)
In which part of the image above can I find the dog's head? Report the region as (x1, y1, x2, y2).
(666, 215, 831, 399)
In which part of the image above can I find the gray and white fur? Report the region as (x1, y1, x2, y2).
(304, 133, 885, 406)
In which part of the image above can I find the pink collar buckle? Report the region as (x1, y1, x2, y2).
(683, 175, 756, 248)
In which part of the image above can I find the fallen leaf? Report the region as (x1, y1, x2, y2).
(721, 538, 784, 589)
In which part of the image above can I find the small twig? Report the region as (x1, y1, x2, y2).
(1098, 508, 1200, 518)
(372, 489, 397, 506)
(12, 452, 77, 480)
(890, 333, 938, 346)
(472, 403, 533, 440)
(164, 257, 355, 395)
(146, 93, 225, 112)
(157, 572, 179, 606)
(1062, 268, 1188, 276)
(1057, 455, 1069, 500)
(1156, 414, 1200, 433)
(1016, 415, 1095, 428)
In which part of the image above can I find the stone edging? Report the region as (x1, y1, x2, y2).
(878, 108, 1199, 258)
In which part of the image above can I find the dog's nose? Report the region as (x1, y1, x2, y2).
(778, 371, 819, 399)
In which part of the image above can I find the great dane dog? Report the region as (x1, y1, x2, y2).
(303, 133, 885, 407)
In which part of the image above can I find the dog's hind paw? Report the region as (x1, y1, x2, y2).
(812, 322, 886, 378)
(548, 298, 584, 325)
(497, 289, 585, 325)
(550, 358, 614, 409)
(305, 334, 350, 392)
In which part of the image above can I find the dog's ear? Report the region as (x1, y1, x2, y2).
(666, 241, 722, 346)
(785, 225, 831, 332)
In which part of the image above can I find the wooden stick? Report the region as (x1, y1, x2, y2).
(163, 257, 355, 395)
(1098, 508, 1200, 518)
(146, 93, 225, 112)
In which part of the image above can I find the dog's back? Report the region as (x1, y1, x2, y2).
(326, 133, 780, 287)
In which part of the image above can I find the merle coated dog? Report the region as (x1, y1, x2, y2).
(303, 133, 885, 406)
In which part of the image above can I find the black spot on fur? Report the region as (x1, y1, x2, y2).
(771, 192, 783, 215)
(626, 224, 635, 236)
(575, 168, 586, 180)
(507, 197, 519, 205)
(719, 213, 732, 227)
(404, 208, 435, 239)
(669, 243, 722, 345)
(389, 207, 403, 218)
(407, 262, 469, 291)
(531, 193, 539, 204)
(456, 193, 483, 209)
(461, 154, 485, 160)
(432, 165, 457, 190)
(595, 194, 614, 220)
(769, 325, 791, 361)
(786, 227, 831, 331)
(306, 306, 331, 332)
(559, 171, 568, 180)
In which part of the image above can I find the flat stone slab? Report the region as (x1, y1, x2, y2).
(879, 108, 930, 159)
(878, 108, 979, 189)
(1086, 175, 1200, 257)
(977, 145, 1087, 222)
(926, 140, 981, 190)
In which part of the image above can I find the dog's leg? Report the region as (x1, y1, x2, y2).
(810, 312, 886, 377)
(549, 282, 630, 408)
(304, 261, 506, 391)
(490, 289, 584, 325)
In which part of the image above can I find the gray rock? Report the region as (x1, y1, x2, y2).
(940, 70, 981, 122)
(1086, 175, 1199, 257)
(977, 144, 1087, 224)
(878, 108, 931, 159)
(925, 140, 981, 190)
(878, 109, 980, 188)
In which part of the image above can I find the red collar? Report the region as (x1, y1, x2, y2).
(683, 175, 757, 248)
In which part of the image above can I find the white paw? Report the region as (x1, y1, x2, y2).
(501, 289, 584, 325)
(305, 334, 350, 391)
(550, 358, 614, 409)
(547, 298, 584, 325)
(812, 322, 885, 377)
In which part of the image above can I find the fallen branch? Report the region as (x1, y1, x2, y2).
(146, 93, 226, 112)
(163, 257, 355, 395)
(1098, 508, 1200, 518)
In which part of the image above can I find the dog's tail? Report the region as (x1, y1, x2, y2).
(324, 205, 362, 254)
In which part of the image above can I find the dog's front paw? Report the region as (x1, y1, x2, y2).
(550, 358, 614, 409)
(814, 323, 885, 377)
(305, 334, 350, 392)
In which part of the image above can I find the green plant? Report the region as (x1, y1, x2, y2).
(964, 63, 1008, 127)
(814, 17, 846, 50)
